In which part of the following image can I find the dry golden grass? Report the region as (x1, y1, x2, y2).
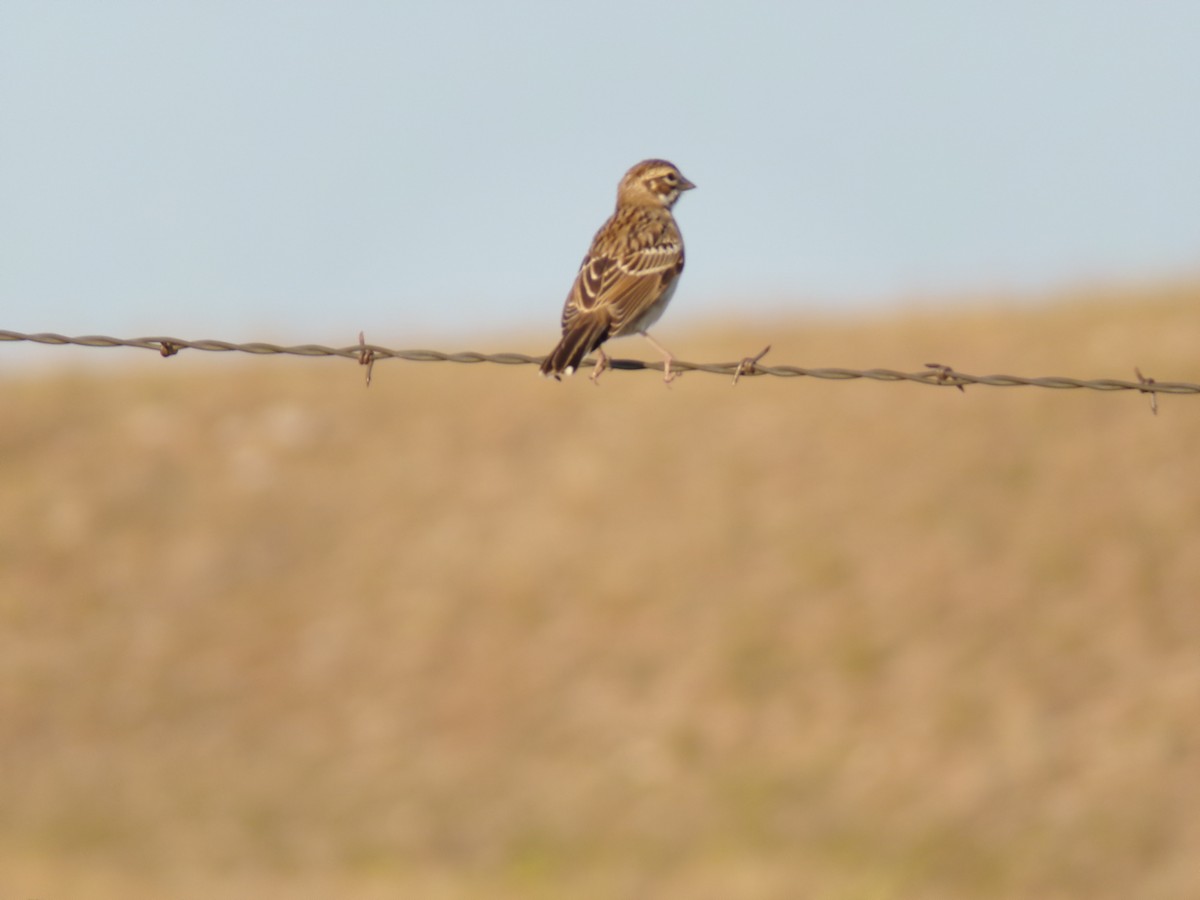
(3, 282, 1200, 899)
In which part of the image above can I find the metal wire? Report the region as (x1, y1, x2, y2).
(2, 328, 1197, 397)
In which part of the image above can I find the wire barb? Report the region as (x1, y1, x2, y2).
(731, 345, 772, 386)
(1135, 367, 1159, 416)
(926, 362, 966, 393)
(358, 330, 376, 388)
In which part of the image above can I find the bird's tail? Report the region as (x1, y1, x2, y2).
(539, 314, 610, 380)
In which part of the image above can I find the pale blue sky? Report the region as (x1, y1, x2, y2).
(2, 2, 1199, 343)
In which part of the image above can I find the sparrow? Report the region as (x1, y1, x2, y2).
(540, 159, 695, 383)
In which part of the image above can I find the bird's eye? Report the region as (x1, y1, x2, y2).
(664, 173, 678, 184)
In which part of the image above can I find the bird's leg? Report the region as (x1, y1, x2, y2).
(589, 348, 610, 384)
(641, 332, 676, 384)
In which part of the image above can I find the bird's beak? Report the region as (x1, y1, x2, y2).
(680, 176, 697, 191)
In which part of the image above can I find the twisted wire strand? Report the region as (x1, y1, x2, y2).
(2, 329, 1197, 396)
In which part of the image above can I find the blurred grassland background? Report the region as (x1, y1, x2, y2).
(2, 282, 1200, 899)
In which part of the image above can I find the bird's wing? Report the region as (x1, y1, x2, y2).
(562, 216, 684, 335)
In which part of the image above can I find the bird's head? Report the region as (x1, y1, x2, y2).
(618, 159, 696, 209)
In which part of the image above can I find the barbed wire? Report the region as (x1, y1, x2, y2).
(2, 330, 1197, 408)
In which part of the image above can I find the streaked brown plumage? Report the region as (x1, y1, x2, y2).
(540, 159, 695, 383)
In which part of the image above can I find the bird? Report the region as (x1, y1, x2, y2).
(540, 159, 695, 384)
